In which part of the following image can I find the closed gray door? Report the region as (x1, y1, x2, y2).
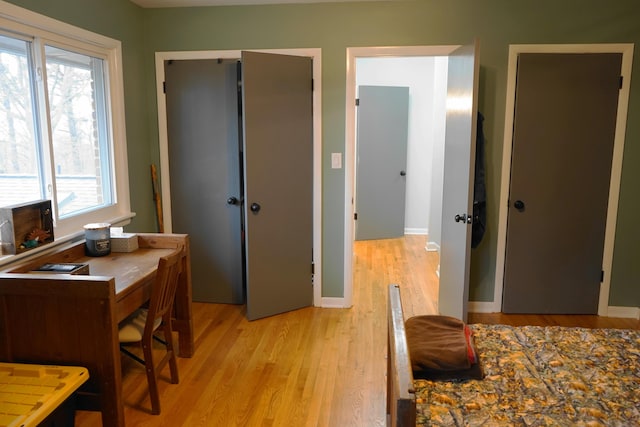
(164, 59, 245, 304)
(241, 51, 313, 320)
(502, 53, 622, 314)
(438, 41, 479, 322)
(355, 85, 409, 241)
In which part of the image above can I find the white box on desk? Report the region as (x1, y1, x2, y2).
(110, 233, 138, 252)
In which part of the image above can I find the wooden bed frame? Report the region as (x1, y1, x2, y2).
(387, 284, 416, 427)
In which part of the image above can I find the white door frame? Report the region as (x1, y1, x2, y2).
(343, 46, 458, 308)
(154, 48, 323, 307)
(495, 44, 633, 316)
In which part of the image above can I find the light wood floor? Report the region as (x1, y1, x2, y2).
(75, 235, 638, 426)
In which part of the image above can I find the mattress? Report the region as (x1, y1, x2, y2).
(415, 324, 640, 426)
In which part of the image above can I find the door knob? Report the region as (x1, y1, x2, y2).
(250, 202, 261, 213)
(454, 213, 472, 224)
(514, 200, 525, 211)
(227, 196, 239, 205)
(400, 170, 406, 176)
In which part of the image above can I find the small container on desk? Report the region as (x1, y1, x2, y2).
(83, 223, 111, 257)
(0, 200, 54, 255)
(109, 228, 138, 253)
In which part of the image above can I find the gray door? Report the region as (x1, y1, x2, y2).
(355, 86, 409, 241)
(502, 53, 622, 314)
(438, 41, 479, 322)
(164, 59, 245, 304)
(241, 51, 313, 320)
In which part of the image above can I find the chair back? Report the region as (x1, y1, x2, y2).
(144, 245, 184, 338)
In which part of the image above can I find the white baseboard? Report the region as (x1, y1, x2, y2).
(404, 228, 428, 235)
(426, 242, 440, 252)
(468, 301, 501, 313)
(320, 297, 350, 308)
(606, 306, 640, 319)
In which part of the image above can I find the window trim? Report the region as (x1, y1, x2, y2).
(0, 1, 133, 265)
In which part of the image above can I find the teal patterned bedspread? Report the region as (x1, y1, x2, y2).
(415, 324, 640, 426)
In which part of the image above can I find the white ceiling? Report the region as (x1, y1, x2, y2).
(130, 0, 384, 7)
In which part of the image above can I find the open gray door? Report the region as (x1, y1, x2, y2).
(438, 41, 480, 322)
(355, 85, 409, 241)
(241, 51, 313, 320)
(164, 59, 245, 304)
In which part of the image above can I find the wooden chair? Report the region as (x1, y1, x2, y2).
(118, 245, 184, 415)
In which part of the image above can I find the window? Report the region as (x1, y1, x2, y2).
(44, 45, 113, 217)
(0, 33, 41, 204)
(0, 3, 131, 257)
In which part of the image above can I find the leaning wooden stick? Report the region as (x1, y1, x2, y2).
(150, 164, 164, 233)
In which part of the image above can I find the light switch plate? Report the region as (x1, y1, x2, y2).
(331, 152, 342, 169)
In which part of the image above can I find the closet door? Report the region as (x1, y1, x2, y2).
(502, 53, 622, 314)
(241, 51, 314, 320)
(164, 59, 245, 304)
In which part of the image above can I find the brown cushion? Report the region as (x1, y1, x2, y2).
(405, 315, 483, 381)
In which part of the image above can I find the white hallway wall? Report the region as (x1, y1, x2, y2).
(427, 57, 448, 252)
(356, 56, 447, 248)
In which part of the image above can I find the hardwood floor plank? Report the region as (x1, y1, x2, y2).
(75, 235, 637, 426)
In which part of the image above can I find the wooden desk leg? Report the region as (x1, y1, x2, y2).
(77, 382, 125, 427)
(76, 294, 125, 427)
(102, 371, 125, 427)
(174, 253, 194, 357)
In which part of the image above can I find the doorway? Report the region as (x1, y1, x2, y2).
(344, 46, 458, 307)
(155, 48, 323, 310)
(495, 44, 633, 316)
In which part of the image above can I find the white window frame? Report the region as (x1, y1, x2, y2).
(0, 1, 132, 264)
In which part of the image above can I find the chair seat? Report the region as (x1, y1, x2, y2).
(118, 308, 162, 343)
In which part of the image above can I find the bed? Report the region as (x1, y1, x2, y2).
(387, 284, 640, 427)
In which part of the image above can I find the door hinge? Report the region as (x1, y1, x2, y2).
(311, 262, 315, 275)
(619, 76, 623, 89)
(311, 78, 314, 91)
(354, 212, 358, 220)
(163, 81, 166, 93)
(355, 98, 360, 106)
(600, 270, 605, 282)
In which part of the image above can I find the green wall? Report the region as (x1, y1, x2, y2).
(6, 0, 640, 307)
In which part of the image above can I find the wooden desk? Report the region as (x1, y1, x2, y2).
(0, 233, 193, 427)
